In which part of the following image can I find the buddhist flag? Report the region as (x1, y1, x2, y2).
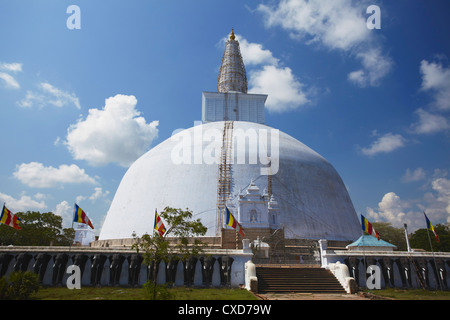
(226, 207, 245, 237)
(0, 204, 21, 230)
(361, 215, 380, 240)
(154, 209, 166, 237)
(424, 212, 440, 243)
(73, 204, 94, 229)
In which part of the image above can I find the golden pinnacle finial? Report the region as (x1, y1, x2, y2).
(230, 28, 235, 40)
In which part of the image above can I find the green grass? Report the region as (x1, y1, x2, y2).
(33, 286, 258, 300)
(365, 288, 450, 300)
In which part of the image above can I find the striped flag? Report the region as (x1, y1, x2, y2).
(73, 204, 94, 229)
(424, 212, 440, 243)
(154, 209, 166, 237)
(361, 215, 380, 240)
(0, 204, 21, 230)
(226, 207, 245, 237)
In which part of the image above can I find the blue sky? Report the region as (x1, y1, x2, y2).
(0, 0, 449, 236)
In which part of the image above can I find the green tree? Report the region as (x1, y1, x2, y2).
(0, 211, 74, 246)
(372, 222, 407, 250)
(132, 207, 207, 300)
(410, 224, 450, 252)
(6, 271, 40, 299)
(0, 271, 40, 300)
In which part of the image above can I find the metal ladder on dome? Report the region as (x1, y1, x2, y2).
(216, 121, 234, 236)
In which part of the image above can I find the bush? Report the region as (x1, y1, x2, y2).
(0, 276, 8, 299)
(0, 271, 40, 300)
(143, 281, 175, 300)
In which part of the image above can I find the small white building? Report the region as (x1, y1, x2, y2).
(74, 223, 95, 246)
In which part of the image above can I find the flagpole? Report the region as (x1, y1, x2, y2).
(424, 212, 443, 290)
(404, 223, 412, 252)
(362, 230, 367, 287)
(1, 202, 5, 223)
(360, 214, 367, 285)
(70, 204, 77, 251)
(153, 208, 156, 238)
(225, 207, 229, 287)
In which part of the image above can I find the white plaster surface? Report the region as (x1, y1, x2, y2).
(99, 121, 361, 241)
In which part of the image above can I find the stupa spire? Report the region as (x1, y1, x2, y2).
(217, 29, 247, 93)
(230, 28, 235, 40)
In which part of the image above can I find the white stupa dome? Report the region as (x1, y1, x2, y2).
(99, 121, 361, 241)
(98, 30, 361, 243)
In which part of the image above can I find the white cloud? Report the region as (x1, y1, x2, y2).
(225, 34, 310, 112)
(65, 94, 159, 167)
(0, 62, 22, 89)
(0, 192, 47, 212)
(430, 178, 450, 224)
(361, 132, 407, 156)
(53, 200, 73, 228)
(13, 162, 97, 188)
(366, 192, 410, 227)
(248, 65, 310, 112)
(0, 62, 23, 73)
(402, 168, 426, 183)
(367, 172, 450, 230)
(410, 108, 450, 134)
(408, 58, 450, 136)
(258, 0, 369, 51)
(257, 0, 392, 87)
(17, 82, 80, 109)
(420, 59, 450, 111)
(237, 36, 279, 66)
(40, 82, 81, 109)
(0, 72, 20, 89)
(348, 48, 393, 87)
(76, 195, 87, 204)
(89, 187, 110, 201)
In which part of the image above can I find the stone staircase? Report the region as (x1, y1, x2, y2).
(256, 265, 347, 294)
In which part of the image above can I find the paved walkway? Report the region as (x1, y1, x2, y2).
(256, 292, 374, 300)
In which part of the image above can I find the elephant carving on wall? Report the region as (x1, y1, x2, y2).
(147, 259, 161, 283)
(183, 256, 198, 286)
(33, 253, 51, 282)
(90, 254, 107, 286)
(200, 256, 216, 287)
(344, 257, 360, 286)
(379, 257, 395, 288)
(13, 253, 32, 272)
(395, 257, 412, 288)
(414, 258, 429, 289)
(109, 254, 125, 286)
(430, 259, 447, 290)
(52, 253, 69, 286)
(165, 257, 179, 285)
(128, 254, 143, 287)
(0, 253, 13, 277)
(218, 256, 234, 286)
(72, 254, 89, 280)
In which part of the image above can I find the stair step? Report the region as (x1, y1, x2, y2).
(256, 266, 346, 294)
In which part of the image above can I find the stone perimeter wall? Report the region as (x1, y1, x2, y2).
(2, 238, 450, 291)
(320, 240, 450, 291)
(0, 245, 252, 288)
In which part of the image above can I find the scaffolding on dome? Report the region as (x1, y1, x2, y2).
(216, 121, 234, 236)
